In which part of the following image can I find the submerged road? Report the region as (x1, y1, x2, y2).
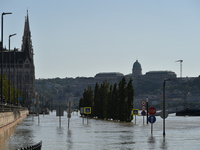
(3, 111, 200, 150)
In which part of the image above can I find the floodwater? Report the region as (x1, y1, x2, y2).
(3, 111, 200, 150)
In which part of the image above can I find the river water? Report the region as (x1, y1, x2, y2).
(2, 111, 200, 150)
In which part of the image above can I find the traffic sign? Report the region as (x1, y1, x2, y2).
(67, 108, 73, 114)
(56, 107, 64, 116)
(67, 101, 73, 107)
(67, 113, 71, 118)
(160, 110, 168, 119)
(84, 107, 91, 114)
(19, 97, 23, 101)
(141, 105, 146, 110)
(132, 109, 139, 116)
(141, 110, 146, 116)
(148, 107, 156, 116)
(141, 100, 146, 106)
(148, 116, 156, 123)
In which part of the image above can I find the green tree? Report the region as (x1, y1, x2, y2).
(93, 83, 100, 117)
(79, 86, 94, 116)
(107, 85, 113, 119)
(118, 77, 127, 121)
(99, 80, 110, 119)
(111, 83, 119, 120)
(126, 78, 134, 122)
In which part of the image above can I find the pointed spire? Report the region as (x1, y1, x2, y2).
(23, 9, 30, 37)
(21, 10, 33, 61)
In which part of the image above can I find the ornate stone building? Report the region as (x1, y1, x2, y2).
(1, 11, 35, 106)
(132, 60, 142, 77)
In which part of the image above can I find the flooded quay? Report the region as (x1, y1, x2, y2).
(2, 111, 200, 150)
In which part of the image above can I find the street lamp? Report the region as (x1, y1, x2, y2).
(9, 33, 16, 110)
(1, 12, 12, 111)
(163, 78, 171, 136)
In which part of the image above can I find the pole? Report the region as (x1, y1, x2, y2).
(13, 49, 16, 105)
(38, 110, 40, 124)
(9, 36, 11, 110)
(17, 62, 19, 105)
(135, 115, 136, 124)
(146, 97, 148, 124)
(1, 14, 4, 111)
(143, 115, 145, 125)
(1, 12, 12, 111)
(163, 80, 166, 136)
(151, 117, 153, 135)
(68, 117, 70, 129)
(9, 34, 16, 110)
(59, 114, 61, 127)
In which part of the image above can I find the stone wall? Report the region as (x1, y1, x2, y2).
(0, 110, 29, 139)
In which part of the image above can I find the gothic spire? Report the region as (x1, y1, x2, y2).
(21, 9, 33, 61)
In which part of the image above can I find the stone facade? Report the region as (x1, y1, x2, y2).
(0, 11, 35, 106)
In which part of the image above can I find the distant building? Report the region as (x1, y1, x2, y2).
(0, 11, 35, 106)
(132, 60, 142, 77)
(127, 60, 177, 85)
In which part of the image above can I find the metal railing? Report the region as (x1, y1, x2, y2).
(16, 141, 42, 150)
(0, 103, 28, 112)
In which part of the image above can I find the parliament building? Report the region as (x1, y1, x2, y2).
(0, 11, 35, 106)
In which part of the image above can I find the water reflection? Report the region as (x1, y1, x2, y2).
(5, 119, 34, 150)
(160, 137, 168, 150)
(4, 112, 200, 150)
(67, 129, 72, 150)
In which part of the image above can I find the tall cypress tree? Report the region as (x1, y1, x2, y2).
(118, 77, 127, 122)
(99, 80, 110, 119)
(107, 85, 113, 119)
(79, 78, 135, 122)
(126, 78, 134, 122)
(79, 86, 94, 116)
(112, 83, 119, 120)
(94, 83, 100, 117)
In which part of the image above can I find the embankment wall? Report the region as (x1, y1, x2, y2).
(0, 109, 29, 139)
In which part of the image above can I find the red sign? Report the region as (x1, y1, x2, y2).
(141, 105, 146, 110)
(148, 107, 156, 116)
(141, 100, 146, 106)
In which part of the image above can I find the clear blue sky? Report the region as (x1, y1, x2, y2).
(1, 0, 200, 79)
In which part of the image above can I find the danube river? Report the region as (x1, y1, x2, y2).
(2, 111, 200, 150)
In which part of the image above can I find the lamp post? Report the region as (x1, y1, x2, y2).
(9, 33, 16, 110)
(163, 78, 171, 136)
(1, 12, 12, 111)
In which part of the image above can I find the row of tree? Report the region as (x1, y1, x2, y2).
(0, 75, 24, 105)
(79, 77, 134, 122)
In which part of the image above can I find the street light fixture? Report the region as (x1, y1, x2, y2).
(9, 33, 16, 110)
(1, 12, 12, 111)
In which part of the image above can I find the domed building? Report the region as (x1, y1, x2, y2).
(132, 60, 142, 77)
(129, 59, 177, 85)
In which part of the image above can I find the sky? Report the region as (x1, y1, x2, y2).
(1, 0, 200, 79)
